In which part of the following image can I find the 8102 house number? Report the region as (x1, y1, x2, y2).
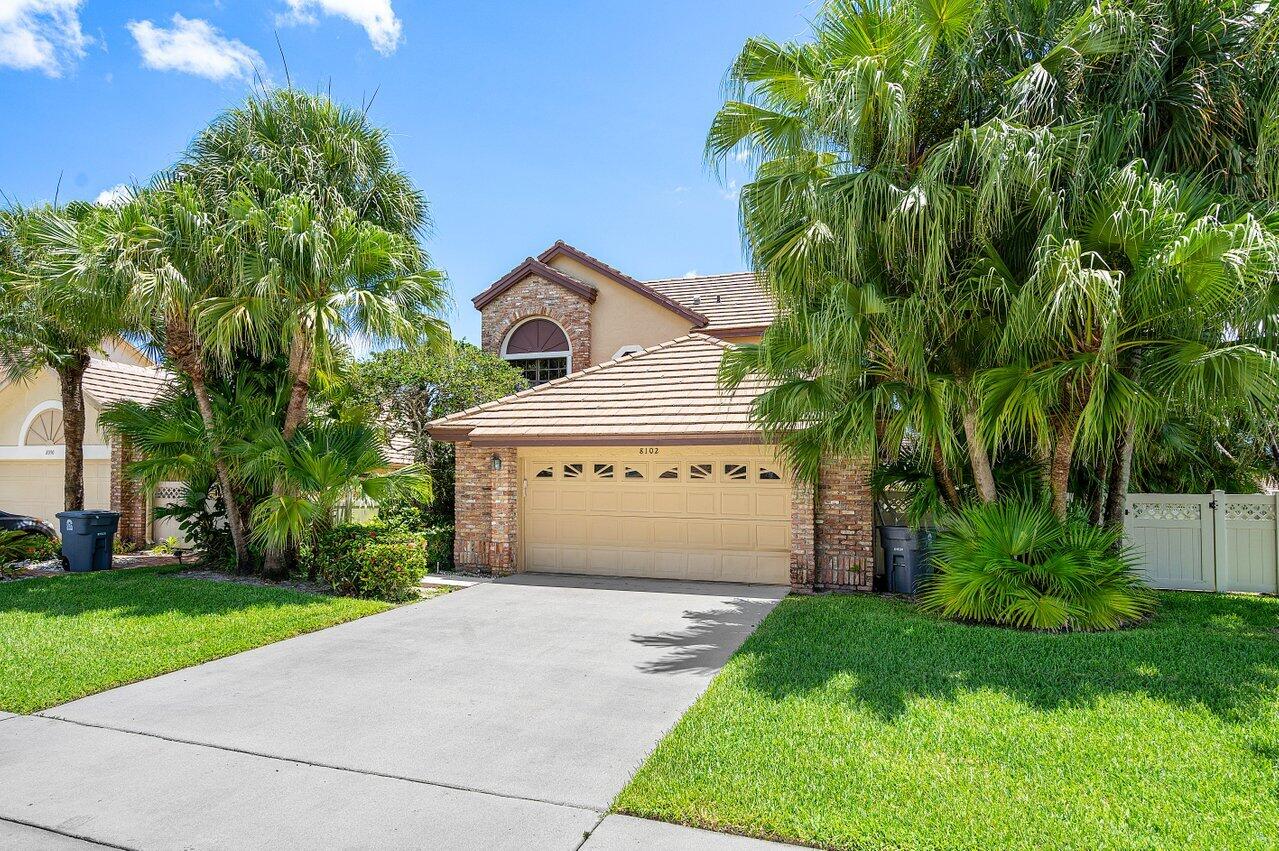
(639, 447, 660, 455)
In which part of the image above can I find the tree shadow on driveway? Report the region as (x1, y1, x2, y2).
(632, 598, 781, 675)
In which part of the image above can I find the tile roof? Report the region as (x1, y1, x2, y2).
(536, 241, 708, 326)
(645, 272, 777, 332)
(82, 358, 173, 407)
(384, 433, 415, 466)
(428, 334, 768, 445)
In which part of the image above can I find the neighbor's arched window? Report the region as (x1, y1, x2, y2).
(501, 318, 570, 385)
(20, 402, 64, 446)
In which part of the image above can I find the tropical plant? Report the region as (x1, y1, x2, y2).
(0, 203, 131, 511)
(305, 522, 429, 601)
(713, 0, 1279, 522)
(346, 340, 525, 524)
(919, 499, 1154, 631)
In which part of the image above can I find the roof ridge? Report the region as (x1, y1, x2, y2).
(86, 357, 173, 377)
(645, 271, 757, 284)
(427, 334, 722, 428)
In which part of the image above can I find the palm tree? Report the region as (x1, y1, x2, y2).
(181, 89, 449, 441)
(0, 204, 131, 512)
(713, 0, 1279, 519)
(96, 180, 256, 568)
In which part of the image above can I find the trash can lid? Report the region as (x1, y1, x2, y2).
(56, 510, 121, 519)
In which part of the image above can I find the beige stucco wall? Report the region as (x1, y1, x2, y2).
(547, 256, 693, 365)
(97, 337, 153, 367)
(0, 369, 108, 447)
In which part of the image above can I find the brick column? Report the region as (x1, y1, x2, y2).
(814, 455, 875, 591)
(789, 478, 816, 592)
(453, 443, 519, 575)
(109, 439, 148, 546)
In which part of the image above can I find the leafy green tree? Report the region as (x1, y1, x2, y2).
(347, 340, 526, 523)
(0, 203, 131, 511)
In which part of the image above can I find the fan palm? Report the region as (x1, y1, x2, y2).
(714, 0, 1279, 520)
(0, 203, 132, 511)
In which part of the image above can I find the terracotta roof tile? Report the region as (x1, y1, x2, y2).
(645, 272, 777, 332)
(82, 358, 173, 407)
(428, 334, 768, 444)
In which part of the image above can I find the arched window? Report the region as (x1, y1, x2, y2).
(501, 318, 570, 385)
(20, 402, 64, 446)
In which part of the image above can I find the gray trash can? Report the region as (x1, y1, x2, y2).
(56, 510, 120, 572)
(879, 525, 935, 595)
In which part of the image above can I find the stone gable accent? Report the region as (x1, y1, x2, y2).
(479, 275, 591, 373)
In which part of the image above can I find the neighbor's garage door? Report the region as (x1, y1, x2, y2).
(0, 459, 111, 525)
(520, 446, 791, 584)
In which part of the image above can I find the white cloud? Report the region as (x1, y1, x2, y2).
(94, 184, 130, 206)
(0, 0, 90, 76)
(682, 270, 699, 279)
(734, 149, 752, 164)
(281, 0, 401, 55)
(721, 180, 740, 201)
(128, 15, 263, 82)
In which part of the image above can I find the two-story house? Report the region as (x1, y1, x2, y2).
(428, 241, 874, 592)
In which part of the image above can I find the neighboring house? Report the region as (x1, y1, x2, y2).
(0, 338, 171, 545)
(428, 241, 874, 591)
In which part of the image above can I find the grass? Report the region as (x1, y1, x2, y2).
(0, 566, 395, 714)
(616, 592, 1279, 850)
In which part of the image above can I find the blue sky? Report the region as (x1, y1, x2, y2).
(0, 1, 812, 345)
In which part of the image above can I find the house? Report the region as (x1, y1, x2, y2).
(428, 241, 874, 591)
(0, 339, 172, 545)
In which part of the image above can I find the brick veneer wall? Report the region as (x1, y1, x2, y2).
(109, 439, 149, 545)
(453, 442, 519, 574)
(813, 455, 875, 591)
(479, 275, 592, 372)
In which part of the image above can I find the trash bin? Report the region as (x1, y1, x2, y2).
(879, 525, 935, 595)
(55, 510, 120, 573)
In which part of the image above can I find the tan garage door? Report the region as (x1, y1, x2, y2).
(0, 459, 111, 526)
(520, 446, 791, 584)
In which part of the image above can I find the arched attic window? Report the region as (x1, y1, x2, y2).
(21, 403, 64, 446)
(502, 318, 570, 385)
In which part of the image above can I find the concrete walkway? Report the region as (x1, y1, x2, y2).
(0, 573, 797, 849)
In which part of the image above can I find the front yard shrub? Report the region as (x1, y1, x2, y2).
(308, 523, 428, 602)
(424, 523, 453, 571)
(14, 533, 58, 563)
(919, 499, 1154, 631)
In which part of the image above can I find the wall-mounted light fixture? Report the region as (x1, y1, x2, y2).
(491, 454, 503, 471)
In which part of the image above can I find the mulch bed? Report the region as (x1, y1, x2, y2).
(173, 569, 334, 596)
(1, 552, 184, 583)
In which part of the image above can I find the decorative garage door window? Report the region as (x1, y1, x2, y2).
(24, 408, 64, 445)
(501, 318, 570, 385)
(532, 459, 787, 483)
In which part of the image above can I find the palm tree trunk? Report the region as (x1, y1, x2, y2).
(165, 317, 252, 571)
(282, 335, 313, 441)
(262, 335, 315, 579)
(56, 352, 90, 511)
(962, 406, 997, 503)
(1104, 422, 1136, 531)
(1048, 411, 1079, 520)
(931, 439, 961, 510)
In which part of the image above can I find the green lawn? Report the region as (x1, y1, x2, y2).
(617, 592, 1279, 850)
(0, 566, 393, 713)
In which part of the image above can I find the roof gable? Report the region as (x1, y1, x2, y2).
(472, 257, 598, 310)
(536, 241, 708, 327)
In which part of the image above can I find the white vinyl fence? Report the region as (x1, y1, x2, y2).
(1124, 492, 1279, 594)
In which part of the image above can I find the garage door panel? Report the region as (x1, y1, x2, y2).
(686, 491, 717, 515)
(521, 449, 792, 585)
(0, 459, 110, 525)
(756, 492, 789, 518)
(721, 492, 752, 516)
(651, 492, 685, 514)
(757, 524, 788, 549)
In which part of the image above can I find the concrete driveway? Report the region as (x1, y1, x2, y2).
(0, 573, 789, 849)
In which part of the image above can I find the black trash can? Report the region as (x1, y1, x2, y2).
(879, 525, 935, 595)
(55, 510, 120, 573)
